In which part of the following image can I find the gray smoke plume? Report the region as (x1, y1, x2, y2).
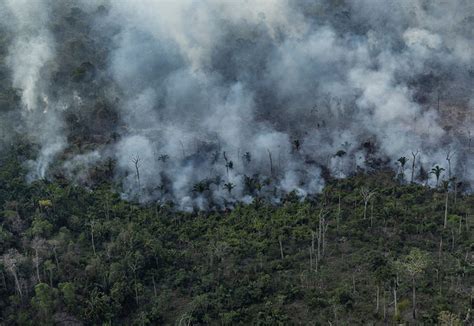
(0, 0, 473, 210)
(1, 0, 65, 180)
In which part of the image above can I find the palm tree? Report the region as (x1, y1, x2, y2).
(293, 139, 301, 152)
(223, 152, 233, 176)
(157, 154, 169, 163)
(223, 182, 235, 194)
(192, 180, 209, 194)
(430, 165, 445, 187)
(397, 156, 409, 181)
(242, 152, 251, 164)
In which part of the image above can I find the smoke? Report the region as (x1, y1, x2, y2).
(0, 0, 473, 209)
(1, 0, 66, 180)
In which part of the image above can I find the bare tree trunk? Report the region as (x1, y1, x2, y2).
(352, 275, 356, 294)
(322, 217, 327, 257)
(337, 193, 341, 232)
(411, 150, 419, 183)
(52, 247, 59, 270)
(459, 215, 462, 234)
(444, 190, 449, 229)
(48, 268, 53, 287)
(438, 237, 443, 265)
(13, 272, 22, 298)
(412, 277, 416, 319)
(393, 286, 398, 319)
(317, 219, 322, 262)
(267, 149, 274, 177)
(370, 199, 374, 227)
(91, 221, 97, 257)
(278, 236, 284, 260)
(179, 140, 185, 159)
(451, 229, 455, 251)
(152, 275, 157, 297)
(446, 151, 453, 180)
(34, 249, 41, 283)
(0, 270, 6, 289)
(454, 181, 458, 208)
(135, 280, 139, 305)
(375, 285, 380, 314)
(132, 155, 141, 191)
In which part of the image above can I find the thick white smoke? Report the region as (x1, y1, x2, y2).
(2, 0, 66, 180)
(1, 0, 473, 210)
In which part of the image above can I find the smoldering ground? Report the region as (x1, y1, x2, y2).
(0, 0, 473, 210)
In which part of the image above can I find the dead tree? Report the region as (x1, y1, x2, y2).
(360, 187, 376, 220)
(88, 218, 97, 256)
(410, 150, 419, 183)
(393, 284, 398, 319)
(223, 152, 234, 177)
(375, 285, 379, 313)
(1, 249, 24, 299)
(267, 149, 274, 177)
(179, 140, 186, 159)
(278, 236, 284, 260)
(31, 237, 46, 283)
(445, 151, 455, 180)
(311, 210, 329, 272)
(131, 154, 141, 190)
(442, 181, 449, 229)
(337, 192, 341, 231)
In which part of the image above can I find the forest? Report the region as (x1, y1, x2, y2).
(0, 0, 473, 325)
(0, 146, 472, 325)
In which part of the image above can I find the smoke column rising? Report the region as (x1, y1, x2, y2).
(1, 0, 473, 210)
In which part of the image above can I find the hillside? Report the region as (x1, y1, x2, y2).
(0, 1, 473, 325)
(0, 150, 472, 325)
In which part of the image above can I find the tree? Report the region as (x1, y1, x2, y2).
(131, 154, 141, 190)
(267, 149, 274, 177)
(157, 154, 169, 163)
(441, 180, 450, 229)
(360, 187, 376, 220)
(223, 182, 235, 194)
(410, 150, 419, 183)
(293, 139, 301, 152)
(242, 152, 251, 164)
(31, 237, 46, 284)
(417, 164, 429, 185)
(223, 152, 233, 177)
(31, 283, 58, 323)
(243, 175, 260, 195)
(396, 249, 430, 320)
(397, 156, 409, 182)
(1, 249, 24, 299)
(445, 151, 455, 180)
(430, 165, 445, 187)
(438, 311, 461, 326)
(193, 180, 209, 194)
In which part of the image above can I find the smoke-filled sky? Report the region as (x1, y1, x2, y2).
(0, 0, 473, 210)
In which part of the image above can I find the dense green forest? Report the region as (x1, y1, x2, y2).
(0, 147, 472, 325)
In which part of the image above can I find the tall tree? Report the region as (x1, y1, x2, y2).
(360, 187, 376, 220)
(430, 165, 445, 187)
(131, 154, 141, 190)
(410, 150, 419, 184)
(397, 157, 409, 182)
(396, 249, 430, 320)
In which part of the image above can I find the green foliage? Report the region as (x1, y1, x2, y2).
(31, 283, 59, 324)
(0, 154, 472, 324)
